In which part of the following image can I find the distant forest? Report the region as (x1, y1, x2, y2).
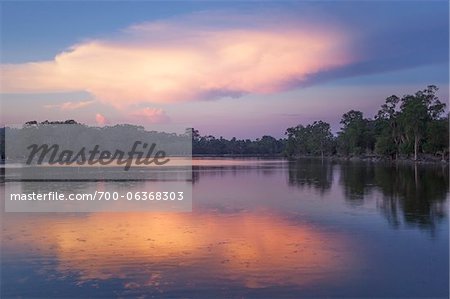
(0, 85, 448, 162)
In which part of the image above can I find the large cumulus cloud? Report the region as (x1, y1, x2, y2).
(0, 14, 355, 108)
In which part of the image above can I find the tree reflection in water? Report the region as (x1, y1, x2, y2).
(287, 159, 333, 194)
(288, 159, 448, 231)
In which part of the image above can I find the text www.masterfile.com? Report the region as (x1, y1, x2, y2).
(9, 191, 185, 201)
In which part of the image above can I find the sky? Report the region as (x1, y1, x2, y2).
(0, 1, 448, 138)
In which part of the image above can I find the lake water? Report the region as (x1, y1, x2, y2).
(1, 158, 449, 298)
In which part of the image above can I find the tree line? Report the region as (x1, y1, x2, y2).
(193, 85, 448, 161)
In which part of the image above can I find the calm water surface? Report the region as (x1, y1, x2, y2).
(1, 158, 449, 298)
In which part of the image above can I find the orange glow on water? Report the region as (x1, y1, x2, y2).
(2, 211, 355, 289)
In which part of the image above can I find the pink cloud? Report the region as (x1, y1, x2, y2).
(95, 113, 107, 126)
(130, 107, 170, 124)
(0, 14, 356, 108)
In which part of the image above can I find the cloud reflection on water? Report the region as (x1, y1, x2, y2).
(2, 211, 354, 292)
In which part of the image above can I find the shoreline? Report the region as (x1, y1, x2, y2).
(289, 155, 449, 165)
(192, 154, 449, 165)
(1, 154, 448, 165)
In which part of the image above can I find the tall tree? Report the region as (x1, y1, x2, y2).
(399, 85, 445, 160)
(309, 121, 333, 159)
(338, 110, 367, 155)
(374, 95, 402, 159)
